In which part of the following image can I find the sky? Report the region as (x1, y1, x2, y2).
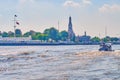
(0, 0, 120, 37)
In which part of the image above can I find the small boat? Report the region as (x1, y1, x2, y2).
(99, 42, 113, 51)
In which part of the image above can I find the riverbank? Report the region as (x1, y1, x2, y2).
(1, 42, 120, 46)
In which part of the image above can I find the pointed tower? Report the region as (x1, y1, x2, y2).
(68, 16, 75, 40)
(84, 31, 86, 36)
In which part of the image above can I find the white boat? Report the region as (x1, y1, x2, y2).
(99, 42, 114, 51)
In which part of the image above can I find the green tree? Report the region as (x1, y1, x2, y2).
(102, 36, 110, 42)
(2, 32, 8, 37)
(15, 29, 22, 37)
(44, 27, 59, 41)
(38, 34, 48, 41)
(23, 32, 31, 37)
(91, 37, 100, 42)
(110, 37, 119, 42)
(59, 31, 68, 41)
(31, 32, 41, 40)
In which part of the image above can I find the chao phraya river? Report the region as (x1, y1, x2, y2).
(0, 45, 120, 80)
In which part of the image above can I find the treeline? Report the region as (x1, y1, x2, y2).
(24, 27, 68, 41)
(0, 27, 68, 42)
(91, 36, 119, 43)
(0, 27, 119, 43)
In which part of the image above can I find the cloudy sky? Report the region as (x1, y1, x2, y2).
(0, 0, 120, 37)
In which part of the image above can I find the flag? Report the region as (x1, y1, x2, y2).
(16, 21, 20, 25)
(14, 15, 17, 17)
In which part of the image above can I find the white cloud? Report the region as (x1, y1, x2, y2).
(63, 0, 80, 8)
(99, 4, 120, 13)
(82, 0, 92, 5)
(19, 0, 35, 4)
(63, 0, 92, 8)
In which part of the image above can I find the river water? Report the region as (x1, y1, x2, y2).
(0, 45, 120, 80)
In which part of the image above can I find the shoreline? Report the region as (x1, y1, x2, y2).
(0, 43, 120, 46)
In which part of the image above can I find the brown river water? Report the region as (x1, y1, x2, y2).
(0, 45, 120, 80)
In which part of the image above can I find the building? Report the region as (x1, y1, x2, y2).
(79, 31, 91, 43)
(29, 30, 36, 35)
(0, 36, 32, 42)
(68, 16, 75, 41)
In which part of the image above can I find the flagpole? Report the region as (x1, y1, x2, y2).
(14, 15, 16, 37)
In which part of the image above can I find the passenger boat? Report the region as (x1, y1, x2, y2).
(99, 42, 114, 51)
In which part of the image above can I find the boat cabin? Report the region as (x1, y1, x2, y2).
(99, 43, 113, 51)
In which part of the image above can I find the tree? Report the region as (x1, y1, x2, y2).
(44, 27, 59, 41)
(102, 36, 111, 42)
(59, 31, 68, 41)
(38, 34, 48, 41)
(31, 32, 41, 40)
(23, 32, 31, 37)
(15, 29, 22, 37)
(91, 37, 100, 42)
(2, 32, 8, 37)
(110, 37, 119, 42)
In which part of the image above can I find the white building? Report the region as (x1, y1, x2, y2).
(0, 36, 32, 42)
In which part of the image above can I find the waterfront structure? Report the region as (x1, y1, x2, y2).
(0, 36, 31, 42)
(0, 15, 32, 43)
(8, 31, 14, 37)
(68, 16, 75, 41)
(79, 31, 91, 43)
(29, 30, 36, 35)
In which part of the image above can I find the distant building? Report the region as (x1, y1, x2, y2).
(29, 30, 36, 35)
(8, 31, 14, 37)
(68, 16, 75, 41)
(75, 35, 80, 42)
(8, 31, 14, 35)
(79, 31, 91, 43)
(0, 36, 31, 42)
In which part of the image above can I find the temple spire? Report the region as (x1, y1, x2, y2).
(68, 16, 75, 41)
